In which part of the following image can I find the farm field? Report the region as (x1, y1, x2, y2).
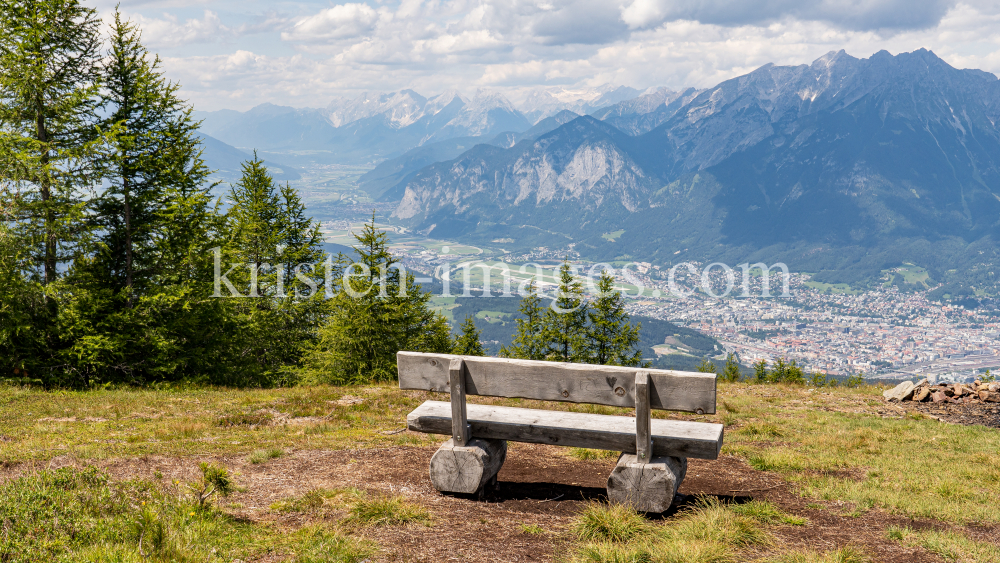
(1, 382, 998, 562)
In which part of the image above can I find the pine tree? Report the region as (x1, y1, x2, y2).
(221, 157, 327, 382)
(752, 359, 769, 383)
(770, 357, 789, 383)
(276, 181, 325, 297)
(94, 9, 210, 300)
(785, 359, 805, 384)
(542, 261, 588, 362)
(586, 271, 642, 366)
(0, 0, 103, 285)
(722, 353, 741, 382)
(500, 280, 547, 360)
(696, 358, 717, 374)
(305, 214, 451, 384)
(453, 316, 485, 356)
(226, 154, 283, 291)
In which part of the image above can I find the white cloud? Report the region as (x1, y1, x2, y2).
(124, 10, 234, 48)
(113, 0, 1000, 110)
(282, 3, 381, 42)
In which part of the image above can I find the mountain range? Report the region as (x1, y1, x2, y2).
(386, 50, 1000, 293)
(193, 85, 668, 165)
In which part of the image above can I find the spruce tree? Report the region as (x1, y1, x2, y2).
(94, 9, 210, 299)
(305, 214, 451, 383)
(770, 357, 789, 383)
(752, 359, 769, 383)
(722, 353, 741, 382)
(453, 316, 486, 356)
(0, 0, 103, 285)
(222, 157, 327, 382)
(500, 280, 547, 360)
(542, 261, 589, 362)
(586, 271, 642, 366)
(696, 358, 717, 374)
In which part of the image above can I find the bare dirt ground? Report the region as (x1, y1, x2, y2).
(21, 438, 989, 563)
(902, 400, 1000, 428)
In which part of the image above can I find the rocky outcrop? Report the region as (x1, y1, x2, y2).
(884, 380, 1000, 404)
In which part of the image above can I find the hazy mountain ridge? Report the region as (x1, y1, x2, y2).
(194, 84, 666, 164)
(195, 89, 534, 163)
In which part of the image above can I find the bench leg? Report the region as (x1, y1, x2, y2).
(429, 438, 507, 496)
(606, 454, 687, 513)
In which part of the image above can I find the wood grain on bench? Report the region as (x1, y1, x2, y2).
(398, 352, 717, 414)
(407, 400, 724, 460)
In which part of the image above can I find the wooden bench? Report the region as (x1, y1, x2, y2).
(397, 351, 724, 512)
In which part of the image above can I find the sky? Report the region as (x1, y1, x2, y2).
(94, 0, 1000, 111)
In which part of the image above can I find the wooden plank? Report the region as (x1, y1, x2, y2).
(397, 351, 716, 414)
(635, 371, 652, 462)
(449, 358, 469, 446)
(407, 401, 724, 460)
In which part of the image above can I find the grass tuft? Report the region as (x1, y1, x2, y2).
(569, 447, 620, 461)
(768, 546, 870, 563)
(885, 526, 1000, 563)
(738, 422, 784, 439)
(291, 525, 374, 563)
(248, 447, 285, 464)
(519, 523, 545, 535)
(729, 499, 807, 526)
(573, 503, 650, 543)
(345, 494, 430, 527)
(217, 411, 273, 427)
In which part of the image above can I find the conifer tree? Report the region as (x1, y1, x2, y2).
(500, 280, 547, 360)
(586, 271, 642, 366)
(770, 357, 789, 383)
(0, 0, 103, 285)
(94, 9, 210, 300)
(222, 157, 327, 381)
(453, 316, 486, 356)
(696, 358, 717, 374)
(722, 353, 742, 382)
(785, 359, 805, 384)
(305, 214, 451, 383)
(541, 261, 589, 362)
(752, 359, 769, 383)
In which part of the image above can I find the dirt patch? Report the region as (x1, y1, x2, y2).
(902, 400, 1000, 428)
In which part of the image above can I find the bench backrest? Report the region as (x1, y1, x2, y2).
(397, 351, 717, 414)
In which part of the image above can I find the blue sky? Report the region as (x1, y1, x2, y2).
(98, 0, 1000, 111)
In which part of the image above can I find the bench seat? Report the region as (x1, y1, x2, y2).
(407, 400, 724, 460)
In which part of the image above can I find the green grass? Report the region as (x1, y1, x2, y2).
(767, 546, 870, 563)
(568, 447, 620, 461)
(569, 498, 775, 563)
(602, 230, 625, 242)
(248, 447, 285, 464)
(289, 526, 374, 563)
(344, 494, 430, 527)
(0, 466, 266, 562)
(520, 523, 546, 535)
(0, 384, 443, 462)
(886, 526, 1000, 563)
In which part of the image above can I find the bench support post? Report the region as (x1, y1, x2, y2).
(635, 371, 652, 462)
(429, 438, 507, 496)
(449, 358, 470, 446)
(607, 453, 687, 513)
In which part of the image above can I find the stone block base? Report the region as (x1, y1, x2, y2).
(429, 438, 507, 495)
(606, 454, 688, 513)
